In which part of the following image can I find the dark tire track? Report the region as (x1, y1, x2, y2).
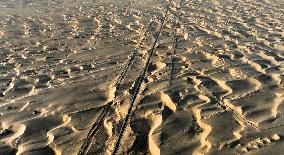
(77, 20, 156, 155)
(79, 1, 194, 154)
(116, 21, 155, 90)
(111, 4, 171, 155)
(169, 23, 179, 86)
(169, 0, 186, 86)
(77, 101, 112, 155)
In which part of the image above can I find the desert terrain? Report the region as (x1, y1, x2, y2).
(0, 0, 284, 154)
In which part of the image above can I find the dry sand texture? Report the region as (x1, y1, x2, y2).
(0, 0, 284, 154)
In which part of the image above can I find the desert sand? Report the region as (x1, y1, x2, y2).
(0, 0, 284, 154)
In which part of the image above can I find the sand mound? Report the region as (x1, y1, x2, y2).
(0, 0, 284, 154)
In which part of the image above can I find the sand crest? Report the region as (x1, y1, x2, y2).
(0, 0, 284, 154)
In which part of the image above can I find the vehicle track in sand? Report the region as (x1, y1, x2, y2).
(77, 2, 171, 155)
(111, 3, 171, 155)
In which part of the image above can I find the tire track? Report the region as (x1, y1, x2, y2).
(116, 21, 154, 90)
(169, 0, 184, 86)
(169, 30, 178, 86)
(111, 4, 171, 155)
(77, 101, 112, 155)
(77, 21, 156, 155)
(198, 85, 260, 130)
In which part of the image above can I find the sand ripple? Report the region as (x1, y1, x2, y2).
(0, 0, 284, 154)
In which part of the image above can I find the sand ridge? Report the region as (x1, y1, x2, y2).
(0, 0, 284, 154)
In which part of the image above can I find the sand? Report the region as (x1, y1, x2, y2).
(0, 0, 284, 154)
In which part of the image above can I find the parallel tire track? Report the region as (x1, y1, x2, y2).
(77, 101, 112, 155)
(116, 21, 154, 90)
(111, 4, 171, 155)
(77, 21, 156, 155)
(79, 1, 180, 155)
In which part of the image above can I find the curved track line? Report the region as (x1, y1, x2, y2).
(198, 86, 260, 130)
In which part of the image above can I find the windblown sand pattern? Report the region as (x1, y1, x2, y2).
(0, 0, 284, 154)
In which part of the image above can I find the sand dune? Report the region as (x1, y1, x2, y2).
(0, 0, 284, 154)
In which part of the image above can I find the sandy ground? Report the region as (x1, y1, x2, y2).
(0, 0, 284, 154)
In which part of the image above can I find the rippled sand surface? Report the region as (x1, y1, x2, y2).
(0, 0, 284, 154)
